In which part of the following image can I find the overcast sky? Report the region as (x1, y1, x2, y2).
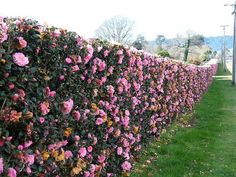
(0, 0, 235, 40)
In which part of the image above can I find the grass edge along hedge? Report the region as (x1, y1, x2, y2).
(0, 17, 217, 177)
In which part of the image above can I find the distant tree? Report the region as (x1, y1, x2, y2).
(95, 16, 135, 44)
(156, 35, 166, 51)
(132, 34, 148, 50)
(183, 34, 205, 62)
(158, 50, 170, 58)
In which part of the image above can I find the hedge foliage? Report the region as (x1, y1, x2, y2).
(0, 17, 217, 177)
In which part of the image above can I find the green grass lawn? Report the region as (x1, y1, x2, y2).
(130, 65, 236, 177)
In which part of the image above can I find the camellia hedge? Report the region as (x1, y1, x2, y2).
(0, 17, 217, 177)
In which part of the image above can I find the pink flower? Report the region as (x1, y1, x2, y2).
(92, 65, 97, 74)
(87, 45, 94, 55)
(65, 150, 73, 159)
(26, 166, 31, 174)
(118, 56, 123, 64)
(39, 101, 50, 115)
(59, 75, 65, 80)
(17, 37, 27, 49)
(11, 94, 19, 102)
(65, 57, 72, 64)
(39, 117, 45, 124)
(108, 66, 114, 74)
(0, 19, 8, 43)
(87, 146, 93, 153)
(60, 99, 74, 114)
(72, 110, 81, 121)
(24, 154, 34, 166)
(104, 50, 109, 57)
(7, 82, 15, 90)
(116, 49, 123, 55)
(74, 135, 80, 141)
(17, 145, 23, 150)
(17, 89, 25, 98)
(121, 161, 132, 171)
(76, 37, 82, 45)
(0, 158, 3, 174)
(23, 141, 33, 148)
(7, 167, 17, 177)
(43, 87, 56, 97)
(98, 155, 105, 164)
(97, 46, 103, 52)
(84, 171, 90, 177)
(52, 29, 61, 37)
(0, 139, 4, 147)
(98, 60, 106, 71)
(96, 118, 103, 125)
(117, 147, 123, 155)
(71, 65, 79, 73)
(12, 52, 29, 67)
(84, 54, 92, 64)
(79, 147, 87, 158)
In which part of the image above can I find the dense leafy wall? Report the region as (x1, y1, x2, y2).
(0, 17, 217, 177)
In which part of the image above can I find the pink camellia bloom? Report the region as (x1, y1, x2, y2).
(12, 52, 29, 67)
(17, 89, 25, 99)
(64, 150, 73, 159)
(74, 135, 80, 141)
(97, 46, 102, 52)
(87, 146, 93, 153)
(108, 66, 114, 74)
(39, 117, 45, 124)
(52, 29, 61, 37)
(23, 141, 33, 148)
(104, 50, 109, 57)
(84, 171, 90, 177)
(0, 18, 8, 43)
(92, 65, 97, 74)
(17, 145, 23, 150)
(65, 57, 72, 64)
(72, 110, 81, 121)
(98, 155, 105, 164)
(7, 82, 15, 90)
(43, 87, 56, 97)
(121, 161, 132, 171)
(117, 147, 123, 155)
(7, 167, 17, 177)
(0, 158, 3, 174)
(98, 60, 106, 71)
(71, 65, 79, 73)
(96, 118, 103, 125)
(84, 54, 92, 64)
(59, 75, 65, 81)
(60, 99, 74, 114)
(39, 101, 50, 115)
(24, 154, 34, 166)
(17, 37, 27, 49)
(0, 139, 4, 147)
(78, 147, 87, 158)
(87, 45, 93, 55)
(26, 166, 31, 174)
(116, 49, 123, 55)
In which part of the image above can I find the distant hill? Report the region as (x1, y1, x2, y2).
(204, 36, 233, 52)
(148, 36, 233, 53)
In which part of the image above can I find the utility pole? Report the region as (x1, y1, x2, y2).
(225, 1, 236, 85)
(220, 25, 228, 72)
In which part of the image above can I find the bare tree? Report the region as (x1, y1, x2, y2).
(132, 34, 148, 50)
(95, 16, 135, 44)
